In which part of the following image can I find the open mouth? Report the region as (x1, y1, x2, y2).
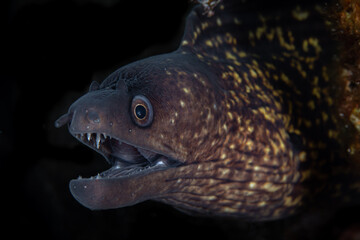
(72, 132, 181, 179)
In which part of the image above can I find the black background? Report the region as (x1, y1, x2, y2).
(2, 0, 360, 239)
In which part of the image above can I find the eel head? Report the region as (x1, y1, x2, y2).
(55, 54, 225, 212)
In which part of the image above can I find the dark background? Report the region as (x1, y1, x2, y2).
(2, 0, 360, 239)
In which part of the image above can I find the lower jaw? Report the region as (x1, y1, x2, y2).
(69, 160, 180, 210)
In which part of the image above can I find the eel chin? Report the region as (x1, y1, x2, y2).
(69, 132, 181, 210)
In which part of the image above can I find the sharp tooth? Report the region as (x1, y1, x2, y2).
(103, 133, 107, 139)
(100, 133, 105, 143)
(87, 133, 91, 141)
(113, 161, 121, 169)
(155, 160, 165, 166)
(96, 133, 100, 148)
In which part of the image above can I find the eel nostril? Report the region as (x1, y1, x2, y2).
(55, 112, 73, 128)
(87, 110, 100, 124)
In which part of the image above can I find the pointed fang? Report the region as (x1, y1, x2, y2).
(96, 133, 100, 149)
(87, 133, 91, 141)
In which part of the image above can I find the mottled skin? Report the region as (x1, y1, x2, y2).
(55, 0, 359, 220)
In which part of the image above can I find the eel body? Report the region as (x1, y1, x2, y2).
(55, 0, 359, 220)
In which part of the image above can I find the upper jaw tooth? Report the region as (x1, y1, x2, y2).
(76, 132, 109, 148)
(96, 133, 101, 149)
(87, 133, 91, 141)
(100, 133, 105, 142)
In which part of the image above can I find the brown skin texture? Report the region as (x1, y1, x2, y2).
(330, 0, 360, 161)
(56, 1, 360, 220)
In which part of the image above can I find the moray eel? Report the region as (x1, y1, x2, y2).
(55, 0, 359, 220)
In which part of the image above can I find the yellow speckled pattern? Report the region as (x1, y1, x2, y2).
(155, 1, 344, 219)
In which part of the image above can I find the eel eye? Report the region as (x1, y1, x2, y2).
(131, 95, 153, 127)
(135, 104, 147, 120)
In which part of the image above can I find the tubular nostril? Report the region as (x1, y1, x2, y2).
(87, 110, 100, 124)
(55, 112, 73, 128)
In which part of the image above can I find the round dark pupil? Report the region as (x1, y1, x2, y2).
(135, 105, 147, 119)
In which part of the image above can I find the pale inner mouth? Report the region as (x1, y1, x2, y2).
(72, 132, 180, 179)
